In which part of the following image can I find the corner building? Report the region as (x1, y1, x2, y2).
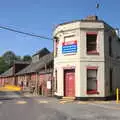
(53, 16, 120, 100)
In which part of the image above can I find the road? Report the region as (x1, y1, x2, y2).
(0, 92, 120, 120)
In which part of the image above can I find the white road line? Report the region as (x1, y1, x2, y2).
(16, 101, 27, 104)
(0, 101, 3, 104)
(38, 100, 48, 104)
(77, 101, 89, 104)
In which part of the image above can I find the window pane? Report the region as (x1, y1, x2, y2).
(87, 69, 97, 91)
(87, 70, 97, 78)
(87, 80, 97, 90)
(87, 34, 97, 52)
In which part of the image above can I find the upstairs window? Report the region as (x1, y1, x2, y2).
(87, 67, 99, 94)
(86, 32, 98, 54)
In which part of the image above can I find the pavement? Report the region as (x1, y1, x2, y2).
(0, 92, 120, 120)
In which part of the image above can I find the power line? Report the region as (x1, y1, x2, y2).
(0, 25, 52, 40)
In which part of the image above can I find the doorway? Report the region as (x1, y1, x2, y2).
(64, 69, 75, 97)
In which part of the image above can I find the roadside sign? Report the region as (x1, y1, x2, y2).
(47, 81, 51, 89)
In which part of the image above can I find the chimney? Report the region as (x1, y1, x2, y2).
(85, 16, 98, 21)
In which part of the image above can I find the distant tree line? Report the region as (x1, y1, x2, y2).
(0, 51, 32, 74)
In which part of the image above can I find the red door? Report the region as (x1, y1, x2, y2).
(64, 69, 75, 97)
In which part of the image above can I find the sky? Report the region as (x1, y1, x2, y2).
(0, 0, 119, 56)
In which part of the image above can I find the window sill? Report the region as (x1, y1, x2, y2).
(87, 90, 99, 94)
(87, 51, 99, 55)
(63, 53, 76, 56)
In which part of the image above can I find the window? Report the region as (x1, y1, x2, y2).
(87, 67, 99, 94)
(86, 32, 98, 54)
(109, 36, 112, 57)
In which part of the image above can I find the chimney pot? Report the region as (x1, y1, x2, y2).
(85, 16, 98, 21)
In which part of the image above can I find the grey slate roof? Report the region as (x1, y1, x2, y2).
(0, 67, 13, 77)
(39, 68, 53, 74)
(14, 61, 30, 64)
(16, 53, 53, 75)
(32, 48, 50, 57)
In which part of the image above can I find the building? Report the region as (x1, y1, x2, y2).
(0, 48, 54, 96)
(53, 16, 120, 100)
(0, 61, 30, 86)
(16, 48, 53, 96)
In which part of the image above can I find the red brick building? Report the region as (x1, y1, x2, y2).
(16, 52, 53, 96)
(0, 61, 30, 86)
(0, 48, 54, 96)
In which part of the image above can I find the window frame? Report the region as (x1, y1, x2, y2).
(86, 32, 99, 55)
(87, 66, 99, 94)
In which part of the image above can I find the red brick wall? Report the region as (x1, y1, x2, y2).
(38, 73, 52, 96)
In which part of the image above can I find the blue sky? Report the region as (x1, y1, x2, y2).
(0, 0, 119, 56)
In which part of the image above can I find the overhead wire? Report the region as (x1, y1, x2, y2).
(0, 25, 52, 40)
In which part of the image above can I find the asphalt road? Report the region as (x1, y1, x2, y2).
(0, 92, 120, 120)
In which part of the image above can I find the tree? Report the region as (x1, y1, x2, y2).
(15, 56, 21, 61)
(2, 51, 16, 67)
(0, 57, 9, 74)
(23, 55, 32, 62)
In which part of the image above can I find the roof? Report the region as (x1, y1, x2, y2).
(16, 53, 53, 75)
(39, 68, 53, 74)
(0, 67, 14, 77)
(14, 61, 30, 64)
(32, 48, 50, 57)
(0, 61, 30, 78)
(54, 15, 116, 38)
(56, 16, 104, 28)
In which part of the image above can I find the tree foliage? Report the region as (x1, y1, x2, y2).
(2, 51, 16, 67)
(0, 57, 9, 74)
(15, 56, 21, 61)
(23, 55, 32, 62)
(0, 51, 32, 74)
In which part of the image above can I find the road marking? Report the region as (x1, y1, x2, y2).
(16, 101, 27, 104)
(77, 101, 89, 104)
(24, 94, 32, 97)
(0, 102, 3, 104)
(77, 101, 111, 104)
(38, 100, 48, 104)
(59, 101, 66, 104)
(93, 101, 111, 104)
(59, 100, 74, 104)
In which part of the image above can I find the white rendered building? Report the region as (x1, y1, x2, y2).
(53, 16, 120, 100)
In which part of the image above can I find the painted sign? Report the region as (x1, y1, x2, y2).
(47, 81, 51, 89)
(62, 40, 77, 54)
